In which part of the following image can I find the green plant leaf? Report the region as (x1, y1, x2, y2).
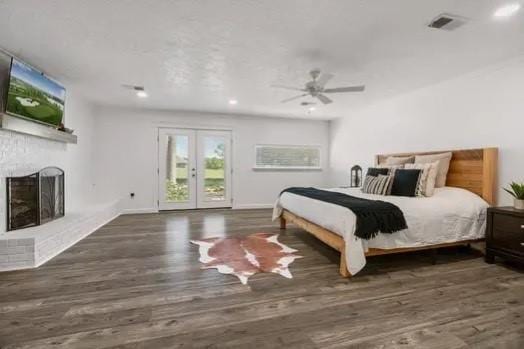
(504, 188, 517, 198)
(505, 182, 524, 199)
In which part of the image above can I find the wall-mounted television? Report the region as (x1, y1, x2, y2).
(5, 58, 66, 127)
(0, 51, 11, 112)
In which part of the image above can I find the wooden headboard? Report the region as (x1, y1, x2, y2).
(376, 148, 498, 205)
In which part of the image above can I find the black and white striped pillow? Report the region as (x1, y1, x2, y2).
(361, 174, 391, 195)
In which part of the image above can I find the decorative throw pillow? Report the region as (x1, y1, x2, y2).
(377, 164, 404, 170)
(377, 164, 404, 194)
(414, 152, 452, 188)
(377, 164, 404, 175)
(362, 174, 391, 195)
(385, 156, 415, 165)
(390, 169, 422, 197)
(404, 162, 439, 197)
(366, 167, 390, 177)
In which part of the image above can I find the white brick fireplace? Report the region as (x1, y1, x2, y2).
(0, 96, 121, 271)
(0, 201, 119, 271)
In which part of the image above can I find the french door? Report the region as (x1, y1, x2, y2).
(158, 128, 232, 210)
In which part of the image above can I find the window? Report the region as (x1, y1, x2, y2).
(254, 145, 321, 170)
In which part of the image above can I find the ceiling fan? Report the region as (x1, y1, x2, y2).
(271, 69, 365, 104)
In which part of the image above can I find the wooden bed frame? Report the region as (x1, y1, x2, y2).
(279, 147, 498, 277)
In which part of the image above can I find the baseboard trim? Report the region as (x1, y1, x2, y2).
(233, 204, 274, 210)
(122, 208, 159, 214)
(123, 205, 272, 212)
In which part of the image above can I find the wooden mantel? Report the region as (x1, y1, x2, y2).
(0, 113, 77, 144)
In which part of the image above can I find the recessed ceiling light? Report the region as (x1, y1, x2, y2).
(308, 107, 316, 112)
(494, 3, 521, 17)
(229, 99, 238, 105)
(136, 90, 148, 98)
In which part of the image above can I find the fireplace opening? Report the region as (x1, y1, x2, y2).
(6, 167, 64, 231)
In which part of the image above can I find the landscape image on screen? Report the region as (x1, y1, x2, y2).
(6, 59, 66, 126)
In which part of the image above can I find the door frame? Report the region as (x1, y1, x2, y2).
(156, 125, 234, 211)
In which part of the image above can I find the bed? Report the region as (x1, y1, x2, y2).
(273, 148, 498, 277)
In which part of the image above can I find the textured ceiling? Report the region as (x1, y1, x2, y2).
(0, 0, 523, 120)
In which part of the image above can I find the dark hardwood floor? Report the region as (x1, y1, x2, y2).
(0, 209, 523, 348)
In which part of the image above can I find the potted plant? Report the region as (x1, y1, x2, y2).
(504, 182, 524, 210)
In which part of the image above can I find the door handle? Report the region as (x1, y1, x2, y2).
(192, 174, 196, 178)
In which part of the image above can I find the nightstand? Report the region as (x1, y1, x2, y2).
(485, 207, 524, 265)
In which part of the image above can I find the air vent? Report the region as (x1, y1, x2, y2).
(428, 13, 467, 31)
(121, 84, 145, 91)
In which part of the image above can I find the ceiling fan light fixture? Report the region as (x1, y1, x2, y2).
(271, 69, 365, 105)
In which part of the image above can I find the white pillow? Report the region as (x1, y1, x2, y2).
(385, 156, 415, 165)
(404, 162, 439, 197)
(414, 152, 452, 188)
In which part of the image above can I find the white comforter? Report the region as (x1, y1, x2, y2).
(272, 187, 488, 275)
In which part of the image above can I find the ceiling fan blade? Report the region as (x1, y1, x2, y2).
(323, 85, 365, 93)
(317, 94, 332, 104)
(271, 84, 305, 91)
(316, 73, 334, 87)
(281, 94, 308, 103)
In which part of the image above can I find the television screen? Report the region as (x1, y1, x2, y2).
(6, 59, 66, 127)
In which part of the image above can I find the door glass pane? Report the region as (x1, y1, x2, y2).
(165, 135, 189, 202)
(203, 136, 225, 201)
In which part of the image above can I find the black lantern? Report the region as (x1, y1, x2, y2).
(350, 165, 362, 188)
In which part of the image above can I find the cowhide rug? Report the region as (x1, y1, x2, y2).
(190, 233, 302, 284)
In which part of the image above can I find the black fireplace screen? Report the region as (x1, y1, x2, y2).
(6, 167, 64, 231)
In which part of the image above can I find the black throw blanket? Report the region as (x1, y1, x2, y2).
(281, 187, 407, 240)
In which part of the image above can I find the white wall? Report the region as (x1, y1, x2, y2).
(329, 56, 524, 205)
(0, 91, 97, 233)
(92, 107, 330, 212)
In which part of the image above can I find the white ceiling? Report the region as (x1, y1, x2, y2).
(0, 0, 523, 120)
